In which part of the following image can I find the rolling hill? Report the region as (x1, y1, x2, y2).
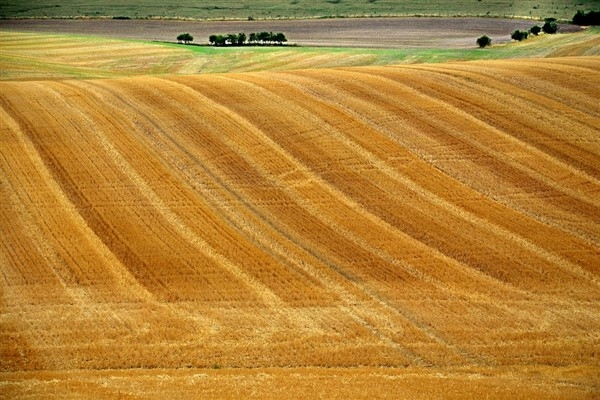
(1, 0, 597, 20)
(1, 27, 598, 81)
(1, 30, 599, 398)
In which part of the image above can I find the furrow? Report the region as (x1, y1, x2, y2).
(50, 79, 286, 308)
(280, 66, 600, 274)
(220, 71, 600, 294)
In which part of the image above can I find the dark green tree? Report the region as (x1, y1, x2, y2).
(476, 35, 492, 48)
(257, 31, 272, 44)
(273, 32, 287, 44)
(573, 10, 586, 25)
(511, 30, 529, 41)
(227, 33, 239, 45)
(209, 34, 228, 46)
(177, 33, 194, 44)
(542, 19, 558, 34)
(529, 25, 541, 35)
(209, 32, 286, 46)
(573, 10, 600, 25)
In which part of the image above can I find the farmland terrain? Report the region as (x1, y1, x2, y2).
(1, 0, 597, 21)
(2, 54, 599, 398)
(1, 27, 598, 80)
(0, 17, 583, 48)
(1, 17, 600, 400)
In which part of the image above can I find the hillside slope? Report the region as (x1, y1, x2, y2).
(2, 28, 598, 81)
(1, 57, 599, 396)
(1, 0, 597, 20)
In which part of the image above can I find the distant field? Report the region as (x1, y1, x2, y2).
(0, 17, 583, 49)
(2, 54, 600, 397)
(1, 27, 598, 80)
(1, 0, 598, 21)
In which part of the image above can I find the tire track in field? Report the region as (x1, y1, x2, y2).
(43, 79, 277, 304)
(394, 67, 599, 194)
(89, 78, 353, 301)
(82, 77, 336, 306)
(72, 64, 596, 364)
(1, 92, 154, 303)
(363, 65, 600, 242)
(222, 70, 600, 294)
(205, 72, 568, 300)
(175, 72, 544, 304)
(201, 71, 597, 362)
(86, 77, 443, 365)
(166, 73, 528, 364)
(47, 80, 286, 309)
(399, 62, 600, 185)
(115, 76, 445, 365)
(1, 103, 155, 368)
(537, 56, 600, 76)
(3, 58, 600, 370)
(309, 64, 600, 223)
(277, 66, 600, 279)
(0, 109, 72, 291)
(9, 79, 256, 304)
(378, 62, 600, 247)
(405, 60, 600, 177)
(491, 59, 600, 117)
(0, 163, 61, 287)
(2, 82, 192, 301)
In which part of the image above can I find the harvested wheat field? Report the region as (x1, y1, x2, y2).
(1, 54, 600, 398)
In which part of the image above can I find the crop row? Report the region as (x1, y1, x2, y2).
(1, 57, 599, 371)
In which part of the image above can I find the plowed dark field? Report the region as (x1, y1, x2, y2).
(0, 17, 581, 48)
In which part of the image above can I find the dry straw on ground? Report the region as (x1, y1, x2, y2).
(1, 26, 599, 398)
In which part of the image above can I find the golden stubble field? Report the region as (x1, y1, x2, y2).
(1, 35, 599, 397)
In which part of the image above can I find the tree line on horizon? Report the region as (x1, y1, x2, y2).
(178, 8, 597, 48)
(474, 10, 597, 49)
(175, 31, 288, 46)
(209, 32, 288, 46)
(504, 8, 599, 45)
(476, 18, 557, 48)
(572, 10, 599, 26)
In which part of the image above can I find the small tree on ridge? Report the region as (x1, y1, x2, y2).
(573, 10, 600, 26)
(511, 30, 529, 41)
(542, 19, 558, 34)
(529, 25, 542, 36)
(477, 35, 492, 48)
(177, 33, 194, 44)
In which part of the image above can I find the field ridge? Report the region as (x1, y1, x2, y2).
(1, 24, 599, 398)
(2, 0, 597, 21)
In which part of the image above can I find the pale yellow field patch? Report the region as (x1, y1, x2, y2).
(0, 31, 193, 80)
(1, 26, 599, 399)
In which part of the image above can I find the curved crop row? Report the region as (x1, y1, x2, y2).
(1, 57, 599, 372)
